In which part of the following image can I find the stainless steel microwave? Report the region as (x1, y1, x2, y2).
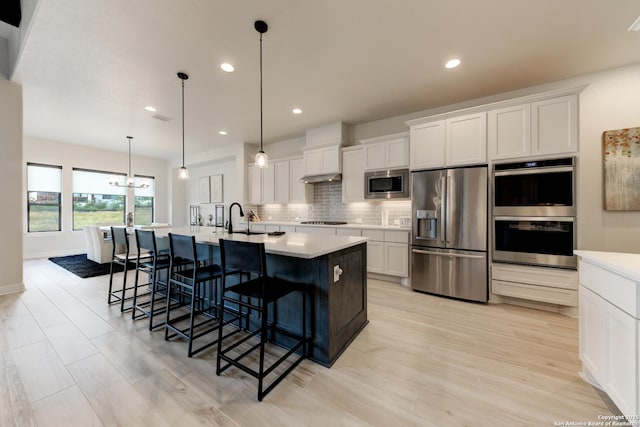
(365, 168, 410, 199)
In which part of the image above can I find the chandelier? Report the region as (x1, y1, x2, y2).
(108, 136, 150, 188)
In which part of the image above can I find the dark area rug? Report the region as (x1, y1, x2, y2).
(48, 254, 135, 278)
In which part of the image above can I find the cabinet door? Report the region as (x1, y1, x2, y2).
(385, 242, 408, 277)
(304, 149, 322, 175)
(531, 94, 578, 156)
(386, 137, 409, 168)
(289, 158, 313, 203)
(579, 286, 607, 383)
(488, 104, 531, 160)
(274, 161, 290, 204)
(446, 112, 487, 166)
(247, 165, 262, 204)
(295, 226, 336, 235)
(366, 240, 384, 273)
(342, 149, 365, 202)
(261, 165, 275, 204)
(409, 121, 445, 170)
(364, 143, 386, 171)
(605, 301, 638, 416)
(321, 146, 341, 174)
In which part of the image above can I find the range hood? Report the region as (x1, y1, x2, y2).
(300, 173, 342, 184)
(299, 122, 345, 184)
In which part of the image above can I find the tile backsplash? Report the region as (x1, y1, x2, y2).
(256, 181, 411, 226)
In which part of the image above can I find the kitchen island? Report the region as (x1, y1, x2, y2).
(155, 227, 369, 367)
(575, 250, 640, 423)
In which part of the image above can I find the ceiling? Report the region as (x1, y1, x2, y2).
(9, 0, 640, 160)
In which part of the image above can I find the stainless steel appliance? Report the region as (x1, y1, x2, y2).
(411, 166, 488, 302)
(492, 157, 577, 269)
(493, 216, 576, 268)
(365, 168, 410, 199)
(493, 157, 575, 217)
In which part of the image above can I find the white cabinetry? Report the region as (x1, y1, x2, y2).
(289, 157, 313, 203)
(488, 94, 578, 160)
(342, 147, 365, 202)
(247, 163, 274, 204)
(407, 113, 486, 170)
(273, 161, 290, 204)
(445, 112, 487, 167)
(362, 229, 409, 277)
(491, 263, 578, 306)
(295, 226, 336, 235)
(303, 146, 341, 176)
(577, 252, 640, 420)
(360, 132, 409, 171)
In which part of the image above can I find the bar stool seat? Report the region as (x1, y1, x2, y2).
(216, 239, 309, 401)
(165, 233, 223, 357)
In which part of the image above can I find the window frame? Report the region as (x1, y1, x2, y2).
(27, 163, 62, 233)
(133, 174, 155, 226)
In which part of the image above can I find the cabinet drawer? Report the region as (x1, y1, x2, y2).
(492, 280, 578, 306)
(492, 263, 577, 290)
(279, 225, 296, 233)
(384, 230, 409, 243)
(295, 226, 336, 235)
(336, 228, 362, 237)
(362, 229, 384, 241)
(579, 260, 638, 318)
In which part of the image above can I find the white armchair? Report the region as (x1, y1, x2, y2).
(83, 226, 95, 261)
(87, 226, 113, 264)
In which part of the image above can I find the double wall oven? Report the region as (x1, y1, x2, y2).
(492, 157, 576, 269)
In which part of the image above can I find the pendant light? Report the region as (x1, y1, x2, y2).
(178, 72, 190, 179)
(254, 20, 268, 168)
(108, 136, 149, 188)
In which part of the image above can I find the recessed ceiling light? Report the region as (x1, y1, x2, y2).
(445, 58, 461, 69)
(629, 16, 640, 31)
(145, 106, 156, 112)
(219, 130, 228, 135)
(292, 108, 302, 114)
(221, 63, 235, 72)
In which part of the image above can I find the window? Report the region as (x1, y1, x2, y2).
(27, 163, 62, 232)
(134, 175, 155, 226)
(72, 169, 126, 230)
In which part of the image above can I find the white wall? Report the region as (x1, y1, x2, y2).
(23, 136, 169, 258)
(0, 72, 23, 295)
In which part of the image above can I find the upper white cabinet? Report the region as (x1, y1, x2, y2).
(488, 94, 578, 160)
(445, 112, 487, 166)
(289, 157, 313, 203)
(407, 112, 486, 170)
(248, 163, 275, 205)
(303, 146, 341, 175)
(273, 161, 290, 204)
(360, 132, 409, 171)
(409, 121, 446, 170)
(342, 147, 365, 202)
(532, 94, 578, 156)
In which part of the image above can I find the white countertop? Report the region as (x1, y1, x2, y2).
(574, 250, 640, 281)
(155, 227, 368, 259)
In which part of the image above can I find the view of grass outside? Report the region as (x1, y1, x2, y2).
(28, 205, 60, 232)
(134, 196, 153, 225)
(73, 193, 125, 230)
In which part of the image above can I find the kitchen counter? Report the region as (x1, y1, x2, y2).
(155, 226, 368, 259)
(155, 226, 368, 367)
(574, 250, 640, 282)
(242, 220, 411, 231)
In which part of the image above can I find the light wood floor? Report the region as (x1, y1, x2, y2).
(0, 258, 610, 426)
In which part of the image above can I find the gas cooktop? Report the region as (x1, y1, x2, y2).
(299, 220, 348, 225)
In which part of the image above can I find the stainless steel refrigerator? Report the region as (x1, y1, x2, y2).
(411, 166, 488, 302)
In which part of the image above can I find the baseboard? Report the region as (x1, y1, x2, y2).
(23, 248, 84, 260)
(367, 272, 409, 286)
(0, 282, 25, 296)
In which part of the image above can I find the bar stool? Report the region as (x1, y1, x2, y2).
(131, 229, 171, 330)
(107, 227, 150, 312)
(164, 233, 222, 357)
(216, 239, 308, 401)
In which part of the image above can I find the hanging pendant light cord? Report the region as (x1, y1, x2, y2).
(128, 137, 132, 178)
(182, 79, 185, 167)
(259, 32, 263, 152)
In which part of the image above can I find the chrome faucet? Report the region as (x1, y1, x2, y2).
(228, 202, 244, 234)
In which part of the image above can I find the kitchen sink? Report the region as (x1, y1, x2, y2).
(229, 230, 267, 235)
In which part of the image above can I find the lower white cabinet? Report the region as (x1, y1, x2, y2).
(295, 226, 336, 235)
(491, 263, 578, 306)
(362, 229, 409, 277)
(577, 252, 640, 421)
